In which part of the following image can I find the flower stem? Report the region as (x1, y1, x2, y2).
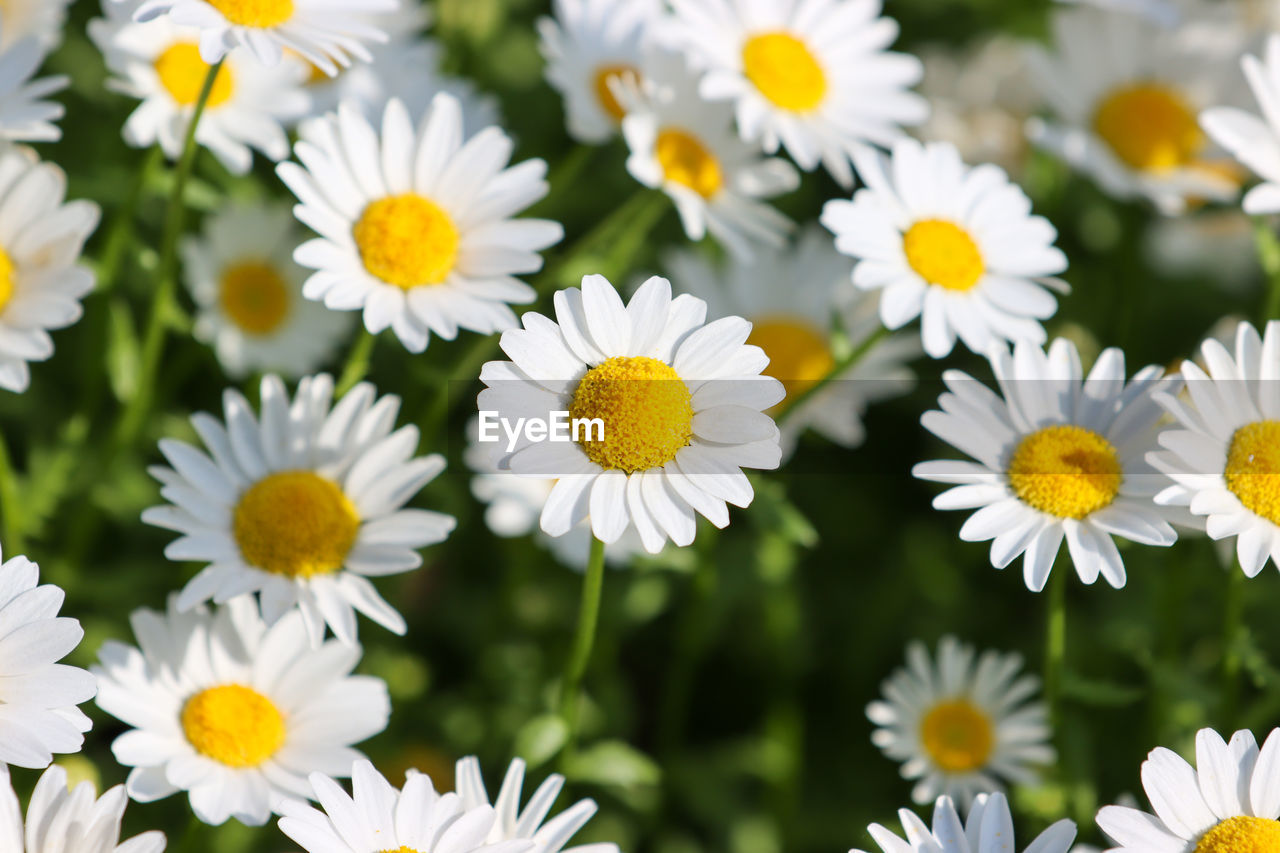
(775, 326, 889, 427)
(658, 530, 719, 756)
(559, 536, 607, 746)
(1221, 567, 1245, 727)
(113, 60, 224, 449)
(0, 431, 22, 554)
(1253, 216, 1280, 322)
(336, 329, 377, 395)
(96, 146, 166, 296)
(1044, 568, 1067, 732)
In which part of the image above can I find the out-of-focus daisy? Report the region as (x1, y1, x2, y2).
(278, 96, 563, 353)
(0, 550, 96, 769)
(141, 373, 456, 645)
(1026, 1, 1245, 214)
(914, 338, 1179, 591)
(1145, 210, 1258, 290)
(1055, 0, 1179, 26)
(0, 0, 75, 49)
(619, 53, 798, 260)
(1096, 727, 1280, 852)
(94, 596, 390, 826)
(820, 139, 1067, 359)
(131, 0, 395, 75)
(182, 201, 350, 378)
(0, 764, 165, 852)
(477, 274, 784, 553)
(456, 756, 620, 853)
(279, 759, 535, 853)
(663, 0, 927, 188)
(866, 636, 1053, 808)
(1148, 319, 1280, 577)
(855, 791, 1076, 853)
(1201, 35, 1280, 215)
(90, 2, 309, 175)
(0, 146, 99, 394)
(0, 24, 67, 142)
(538, 0, 660, 144)
(664, 227, 917, 458)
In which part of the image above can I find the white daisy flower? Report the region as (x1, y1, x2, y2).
(619, 52, 798, 260)
(277, 95, 563, 354)
(279, 758, 536, 853)
(129, 0, 395, 76)
(866, 636, 1053, 809)
(1096, 727, 1280, 852)
(1026, 0, 1246, 214)
(0, 0, 75, 50)
(662, 0, 928, 188)
(820, 139, 1068, 360)
(0, 146, 100, 394)
(537, 0, 661, 144)
(181, 200, 350, 379)
(0, 551, 96, 769)
(1201, 35, 1280, 215)
(914, 337, 1179, 591)
(0, 763, 165, 853)
(0, 24, 67, 143)
(1054, 0, 1180, 27)
(94, 596, 390, 827)
(455, 756, 620, 853)
(477, 273, 785, 554)
(90, 2, 310, 176)
(1146, 319, 1280, 577)
(664, 226, 917, 458)
(141, 373, 456, 646)
(855, 792, 1076, 853)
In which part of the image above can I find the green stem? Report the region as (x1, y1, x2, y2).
(775, 326, 889, 427)
(0, 432, 22, 555)
(1254, 216, 1280, 322)
(1044, 568, 1067, 733)
(1221, 567, 1245, 727)
(658, 531, 719, 756)
(113, 60, 224, 449)
(525, 145, 596, 220)
(336, 329, 377, 395)
(559, 537, 607, 746)
(95, 146, 165, 296)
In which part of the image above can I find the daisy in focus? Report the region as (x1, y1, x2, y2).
(278, 96, 563, 353)
(181, 201, 350, 378)
(0, 146, 99, 394)
(141, 373, 456, 645)
(0, 0, 75, 49)
(820, 139, 1067, 359)
(1201, 35, 1280, 215)
(914, 338, 1179, 591)
(855, 791, 1076, 853)
(90, 1, 310, 175)
(1096, 727, 1280, 852)
(93, 596, 390, 826)
(866, 636, 1052, 808)
(664, 226, 918, 458)
(476, 274, 784, 553)
(538, 0, 660, 144)
(618, 52, 799, 260)
(0, 764, 165, 853)
(663, 0, 928, 188)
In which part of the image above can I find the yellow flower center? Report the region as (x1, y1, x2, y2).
(0, 247, 15, 314)
(593, 64, 636, 122)
(233, 471, 360, 578)
(1092, 82, 1204, 173)
(380, 848, 426, 853)
(656, 129, 723, 199)
(353, 194, 459, 289)
(154, 43, 234, 108)
(181, 685, 285, 767)
(1006, 425, 1122, 519)
(742, 31, 827, 112)
(569, 356, 693, 473)
(919, 699, 995, 773)
(747, 315, 834, 402)
(220, 260, 290, 335)
(903, 219, 985, 292)
(1193, 816, 1280, 853)
(207, 0, 294, 27)
(1224, 421, 1280, 525)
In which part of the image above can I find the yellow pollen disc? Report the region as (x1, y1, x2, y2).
(742, 31, 827, 113)
(656, 129, 724, 200)
(747, 315, 834, 401)
(181, 685, 285, 767)
(1224, 421, 1280, 525)
(1006, 425, 1122, 519)
(220, 260, 290, 335)
(207, 0, 294, 27)
(353, 194, 459, 289)
(1092, 82, 1203, 173)
(1193, 816, 1280, 853)
(903, 219, 985, 292)
(155, 43, 234, 108)
(233, 471, 360, 577)
(593, 64, 636, 122)
(919, 699, 995, 773)
(0, 247, 15, 314)
(569, 356, 693, 474)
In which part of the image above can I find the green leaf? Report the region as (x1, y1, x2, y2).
(106, 299, 140, 403)
(513, 714, 569, 769)
(565, 741, 661, 790)
(1061, 673, 1143, 707)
